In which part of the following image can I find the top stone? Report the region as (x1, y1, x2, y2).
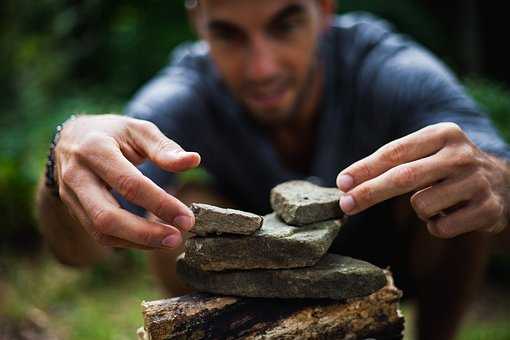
(271, 180, 344, 225)
(190, 203, 263, 236)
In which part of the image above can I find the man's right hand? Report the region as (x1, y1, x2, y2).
(54, 114, 201, 250)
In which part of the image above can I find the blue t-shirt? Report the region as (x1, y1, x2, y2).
(119, 12, 510, 220)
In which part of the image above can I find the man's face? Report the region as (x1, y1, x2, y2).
(195, 0, 332, 126)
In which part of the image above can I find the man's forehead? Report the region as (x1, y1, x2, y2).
(197, 0, 310, 23)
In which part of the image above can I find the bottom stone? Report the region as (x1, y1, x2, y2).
(177, 253, 387, 300)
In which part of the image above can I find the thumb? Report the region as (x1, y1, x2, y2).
(128, 119, 201, 172)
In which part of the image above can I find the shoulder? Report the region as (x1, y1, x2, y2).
(331, 11, 396, 38)
(329, 12, 462, 99)
(329, 12, 444, 75)
(124, 41, 216, 121)
(168, 40, 212, 74)
(327, 12, 427, 98)
(328, 12, 404, 60)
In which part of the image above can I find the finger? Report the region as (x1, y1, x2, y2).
(337, 123, 459, 191)
(63, 186, 155, 249)
(427, 195, 504, 238)
(59, 181, 93, 228)
(71, 169, 184, 248)
(127, 120, 201, 172)
(60, 188, 154, 250)
(410, 172, 478, 220)
(59, 183, 147, 248)
(340, 152, 452, 215)
(93, 234, 155, 250)
(82, 146, 194, 230)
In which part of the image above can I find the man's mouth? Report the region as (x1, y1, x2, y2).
(245, 83, 290, 110)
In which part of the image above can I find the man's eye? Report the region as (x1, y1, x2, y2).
(270, 18, 303, 37)
(211, 30, 245, 45)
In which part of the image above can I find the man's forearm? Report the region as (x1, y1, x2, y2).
(35, 175, 113, 267)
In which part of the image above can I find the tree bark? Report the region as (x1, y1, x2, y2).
(139, 271, 404, 340)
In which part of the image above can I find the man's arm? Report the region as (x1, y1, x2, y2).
(336, 33, 510, 238)
(34, 114, 200, 267)
(337, 123, 510, 238)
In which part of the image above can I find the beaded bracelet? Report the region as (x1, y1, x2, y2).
(45, 114, 77, 197)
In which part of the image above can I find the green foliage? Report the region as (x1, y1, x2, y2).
(465, 78, 510, 141)
(458, 322, 510, 340)
(0, 251, 160, 340)
(0, 1, 194, 248)
(0, 93, 123, 249)
(1, 1, 194, 108)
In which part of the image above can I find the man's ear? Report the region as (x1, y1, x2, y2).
(318, 0, 336, 30)
(186, 2, 205, 39)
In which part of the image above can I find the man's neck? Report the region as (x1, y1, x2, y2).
(270, 66, 324, 173)
(287, 62, 324, 133)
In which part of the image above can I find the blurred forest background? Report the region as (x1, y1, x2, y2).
(1, 1, 509, 339)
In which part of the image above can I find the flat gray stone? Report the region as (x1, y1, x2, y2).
(184, 213, 342, 271)
(271, 180, 344, 226)
(190, 203, 263, 236)
(177, 253, 387, 300)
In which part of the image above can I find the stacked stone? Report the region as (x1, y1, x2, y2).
(177, 180, 388, 300)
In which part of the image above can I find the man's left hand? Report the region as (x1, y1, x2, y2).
(336, 122, 510, 238)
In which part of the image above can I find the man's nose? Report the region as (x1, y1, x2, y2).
(245, 35, 279, 81)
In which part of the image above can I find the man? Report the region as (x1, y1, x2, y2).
(36, 1, 510, 339)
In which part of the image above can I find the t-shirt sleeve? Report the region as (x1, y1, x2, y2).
(363, 38, 510, 160)
(115, 44, 210, 217)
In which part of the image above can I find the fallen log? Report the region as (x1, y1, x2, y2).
(139, 271, 404, 340)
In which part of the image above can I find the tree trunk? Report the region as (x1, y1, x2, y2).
(139, 271, 404, 340)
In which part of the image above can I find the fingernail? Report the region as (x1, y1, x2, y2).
(337, 174, 354, 191)
(161, 234, 181, 248)
(173, 215, 193, 230)
(179, 152, 200, 163)
(340, 195, 356, 213)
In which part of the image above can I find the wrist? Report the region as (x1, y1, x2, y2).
(493, 155, 510, 233)
(45, 114, 78, 197)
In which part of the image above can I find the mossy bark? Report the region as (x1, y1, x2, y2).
(140, 271, 404, 340)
